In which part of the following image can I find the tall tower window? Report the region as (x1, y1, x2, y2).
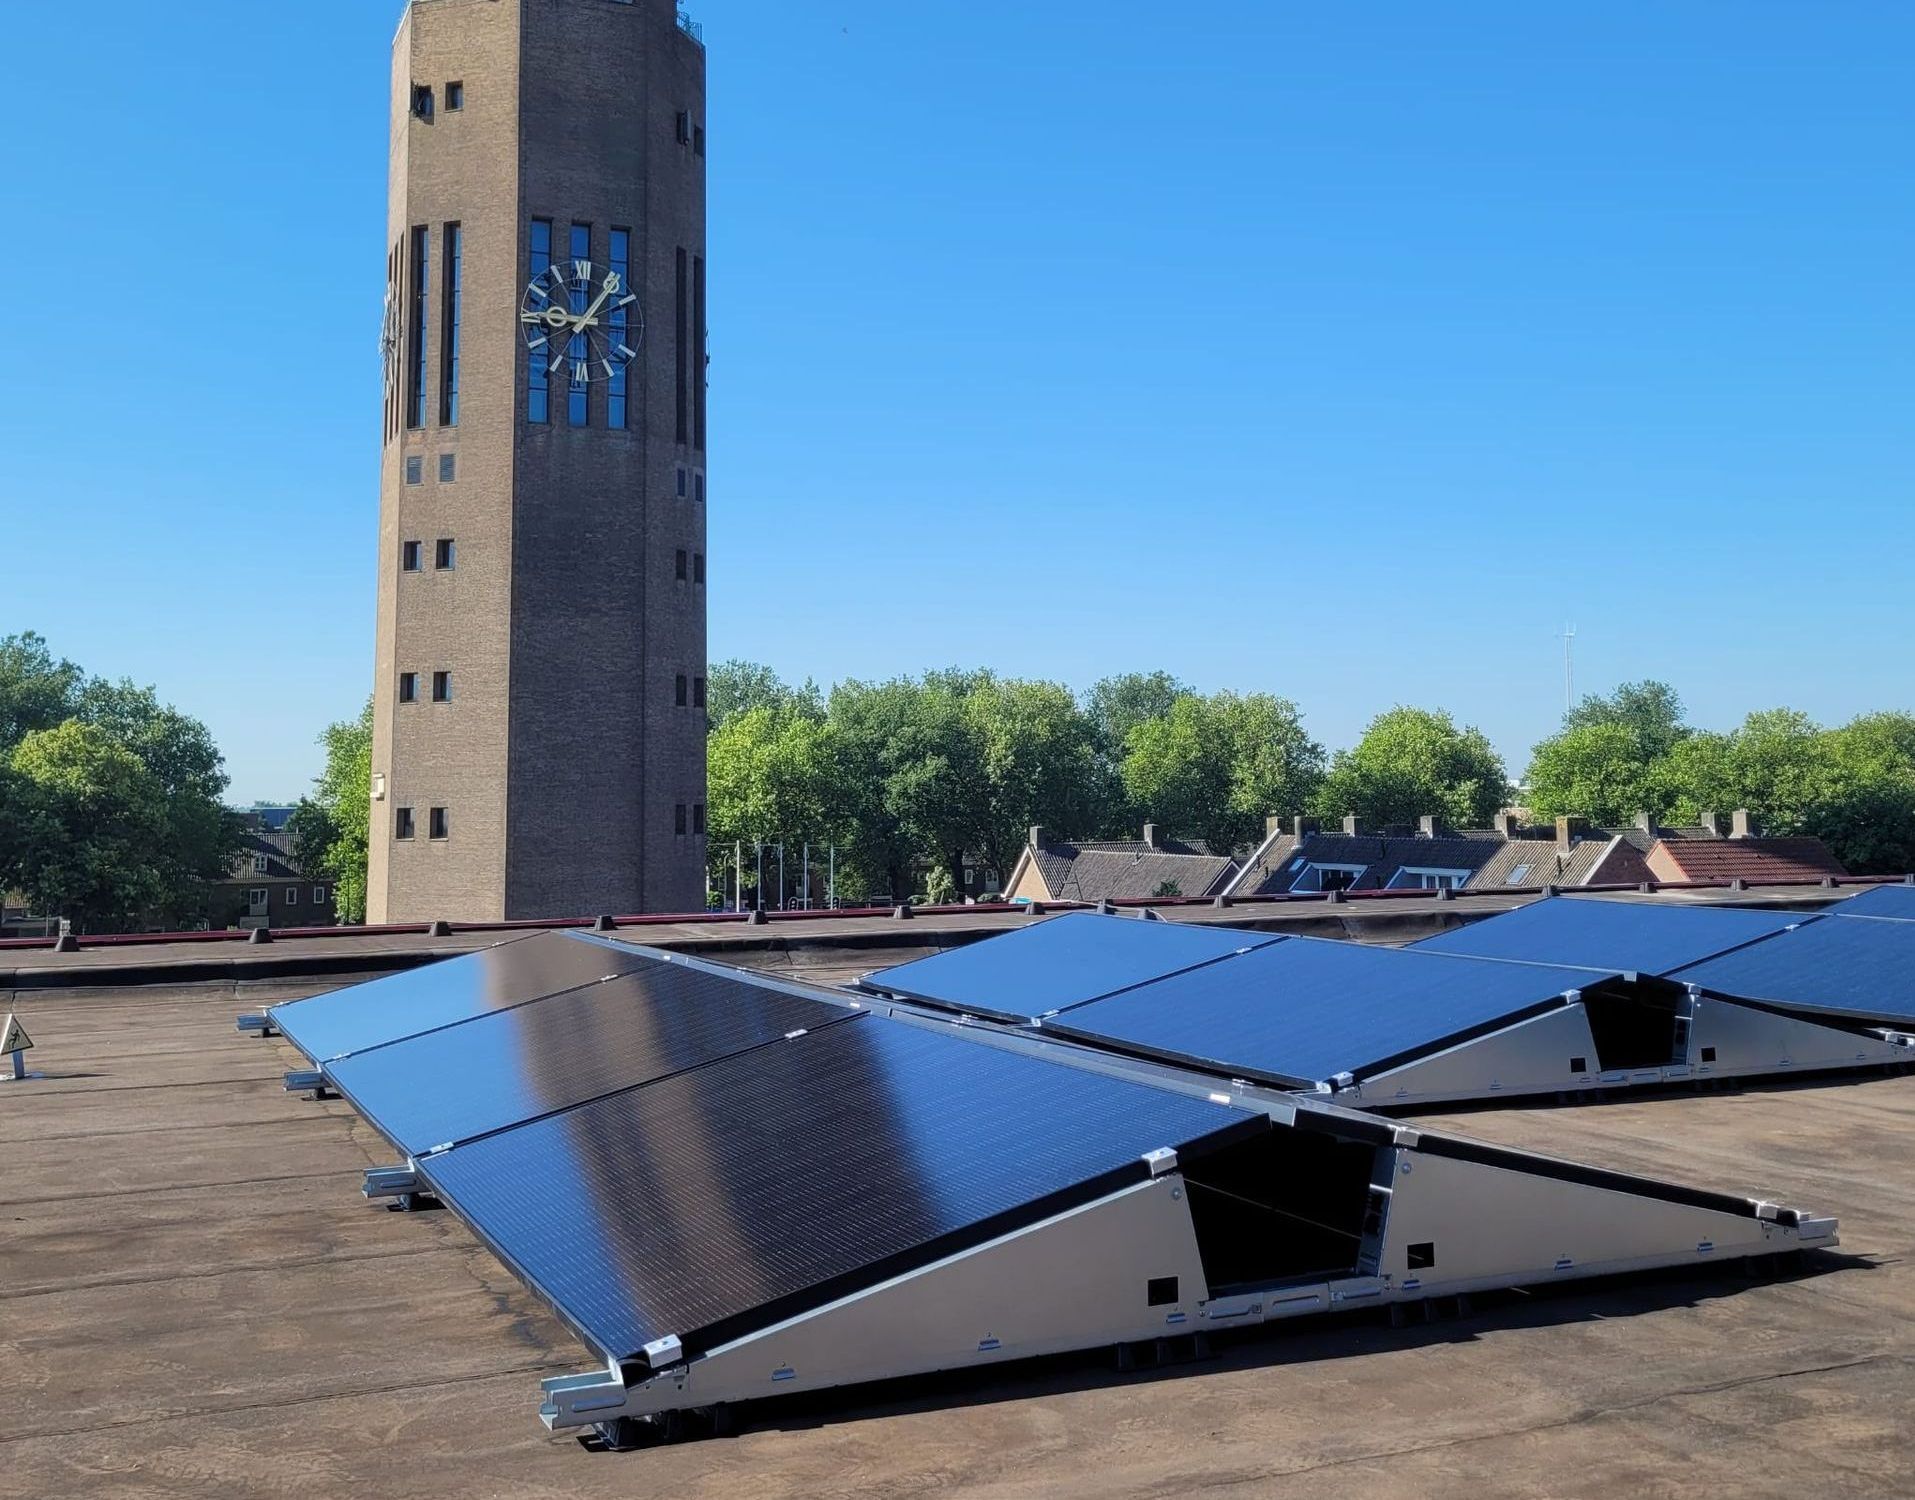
(693, 253, 707, 451)
(674, 247, 688, 443)
(567, 224, 592, 426)
(527, 219, 552, 423)
(407, 226, 430, 429)
(398, 672, 419, 704)
(608, 228, 631, 429)
(440, 223, 462, 426)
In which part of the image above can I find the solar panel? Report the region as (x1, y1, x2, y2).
(270, 931, 650, 1063)
(1673, 914, 1915, 1024)
(415, 1014, 1262, 1366)
(1830, 884, 1915, 922)
(861, 912, 1282, 1023)
(325, 958, 857, 1156)
(1409, 896, 1808, 976)
(1045, 938, 1608, 1086)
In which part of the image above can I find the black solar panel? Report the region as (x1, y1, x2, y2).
(1831, 884, 1915, 922)
(270, 931, 648, 1062)
(1674, 914, 1915, 1024)
(1409, 896, 1808, 975)
(862, 912, 1281, 1022)
(326, 959, 856, 1155)
(416, 1015, 1262, 1365)
(1046, 938, 1603, 1086)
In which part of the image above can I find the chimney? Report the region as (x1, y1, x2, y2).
(1342, 814, 1363, 836)
(1291, 815, 1321, 838)
(1696, 810, 1722, 837)
(1142, 822, 1159, 850)
(1730, 808, 1757, 839)
(1417, 815, 1440, 839)
(1266, 814, 1282, 839)
(1555, 815, 1590, 851)
(1492, 811, 1519, 840)
(1635, 811, 1657, 835)
(1029, 825, 1046, 850)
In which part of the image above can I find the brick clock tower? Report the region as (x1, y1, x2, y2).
(369, 0, 709, 922)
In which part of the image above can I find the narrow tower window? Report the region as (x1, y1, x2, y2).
(432, 670, 453, 703)
(440, 223, 462, 425)
(609, 227, 630, 429)
(568, 223, 591, 427)
(401, 540, 421, 572)
(674, 247, 689, 443)
(446, 81, 464, 111)
(398, 672, 418, 704)
(429, 806, 449, 840)
(395, 807, 415, 840)
(692, 253, 707, 451)
(675, 674, 689, 707)
(435, 538, 456, 569)
(527, 219, 552, 423)
(407, 226, 430, 429)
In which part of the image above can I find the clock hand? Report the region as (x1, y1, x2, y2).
(570, 273, 620, 336)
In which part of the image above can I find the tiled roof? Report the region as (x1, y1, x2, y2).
(230, 832, 309, 882)
(1650, 837, 1847, 883)
(1031, 844, 1239, 902)
(1233, 833, 1503, 895)
(1471, 836, 1652, 889)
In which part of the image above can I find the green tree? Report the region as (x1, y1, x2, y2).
(966, 677, 1102, 878)
(1562, 680, 1690, 761)
(1316, 707, 1508, 829)
(0, 632, 83, 751)
(5, 721, 170, 929)
(706, 704, 836, 852)
(704, 660, 822, 732)
(1122, 692, 1322, 852)
(292, 700, 373, 923)
(1525, 722, 1658, 825)
(72, 677, 241, 922)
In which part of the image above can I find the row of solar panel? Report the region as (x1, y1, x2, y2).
(860, 887, 1915, 1090)
(1414, 884, 1915, 1025)
(268, 932, 1259, 1368)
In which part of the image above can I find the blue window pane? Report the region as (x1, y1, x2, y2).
(568, 224, 591, 427)
(442, 224, 462, 426)
(408, 227, 429, 429)
(527, 219, 551, 423)
(608, 227, 630, 430)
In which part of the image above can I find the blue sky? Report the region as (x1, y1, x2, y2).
(1, 1, 1910, 803)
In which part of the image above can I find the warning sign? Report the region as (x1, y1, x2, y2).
(0, 1013, 32, 1055)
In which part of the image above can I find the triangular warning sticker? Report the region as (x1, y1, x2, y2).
(0, 1013, 32, 1054)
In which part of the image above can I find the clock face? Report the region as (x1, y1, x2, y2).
(521, 259, 644, 384)
(380, 287, 402, 397)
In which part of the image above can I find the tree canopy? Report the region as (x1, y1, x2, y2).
(1316, 707, 1508, 829)
(290, 700, 374, 924)
(0, 633, 239, 930)
(1526, 681, 1915, 872)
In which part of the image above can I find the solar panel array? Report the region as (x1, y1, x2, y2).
(273, 930, 1261, 1367)
(1042, 937, 1607, 1086)
(862, 912, 1279, 1023)
(1831, 884, 1915, 922)
(1410, 892, 1915, 1029)
(1408, 896, 1807, 975)
(271, 930, 650, 1063)
(1674, 911, 1915, 1024)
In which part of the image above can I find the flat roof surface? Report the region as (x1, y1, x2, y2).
(6, 967, 1913, 1499)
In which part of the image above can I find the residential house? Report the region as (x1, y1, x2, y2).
(208, 822, 338, 931)
(1002, 825, 1239, 904)
(1633, 810, 1845, 884)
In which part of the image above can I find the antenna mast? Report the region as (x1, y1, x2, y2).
(1561, 622, 1577, 713)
